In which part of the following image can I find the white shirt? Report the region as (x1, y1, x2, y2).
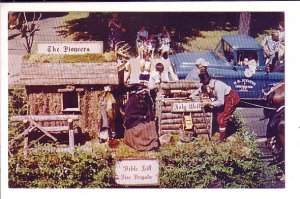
(148, 70, 170, 90)
(261, 35, 280, 53)
(136, 30, 149, 42)
(278, 30, 285, 43)
(190, 79, 231, 107)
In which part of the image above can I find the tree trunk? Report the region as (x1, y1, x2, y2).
(238, 12, 251, 36)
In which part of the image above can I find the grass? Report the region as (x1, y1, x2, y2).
(183, 30, 238, 52)
(62, 12, 90, 23)
(59, 12, 91, 41)
(182, 29, 277, 52)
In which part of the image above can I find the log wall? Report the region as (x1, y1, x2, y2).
(26, 86, 116, 139)
(156, 98, 212, 137)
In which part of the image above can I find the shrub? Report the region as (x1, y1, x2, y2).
(9, 127, 279, 188)
(8, 96, 279, 189)
(9, 143, 114, 188)
(8, 84, 28, 144)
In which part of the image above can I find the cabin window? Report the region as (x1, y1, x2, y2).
(62, 92, 80, 112)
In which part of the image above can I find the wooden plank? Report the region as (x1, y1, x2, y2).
(160, 129, 209, 135)
(68, 119, 74, 151)
(195, 129, 210, 134)
(24, 135, 28, 159)
(160, 81, 200, 90)
(161, 118, 209, 125)
(23, 121, 30, 159)
(160, 123, 208, 130)
(11, 115, 80, 122)
(9, 129, 29, 146)
(161, 112, 211, 119)
(26, 118, 57, 141)
(21, 67, 119, 76)
(21, 78, 119, 85)
(21, 71, 119, 77)
(43, 126, 69, 132)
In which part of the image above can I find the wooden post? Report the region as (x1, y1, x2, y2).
(68, 118, 74, 153)
(23, 119, 29, 158)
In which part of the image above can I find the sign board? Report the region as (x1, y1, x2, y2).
(115, 159, 159, 186)
(36, 41, 103, 54)
(172, 101, 202, 112)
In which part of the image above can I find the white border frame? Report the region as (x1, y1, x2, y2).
(2, 2, 300, 199)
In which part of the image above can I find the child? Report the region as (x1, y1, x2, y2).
(145, 34, 156, 58)
(136, 25, 148, 59)
(157, 26, 171, 59)
(139, 52, 151, 86)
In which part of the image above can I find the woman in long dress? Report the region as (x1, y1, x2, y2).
(123, 86, 159, 151)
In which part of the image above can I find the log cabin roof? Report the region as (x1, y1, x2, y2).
(20, 62, 123, 86)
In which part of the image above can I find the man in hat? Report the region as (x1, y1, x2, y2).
(261, 31, 280, 72)
(190, 58, 240, 142)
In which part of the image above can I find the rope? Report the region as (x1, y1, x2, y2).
(239, 100, 277, 110)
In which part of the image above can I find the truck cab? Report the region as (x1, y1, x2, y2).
(170, 34, 284, 100)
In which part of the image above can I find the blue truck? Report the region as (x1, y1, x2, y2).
(169, 34, 284, 100)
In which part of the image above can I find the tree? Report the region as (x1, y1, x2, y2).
(238, 12, 251, 36)
(19, 12, 42, 54)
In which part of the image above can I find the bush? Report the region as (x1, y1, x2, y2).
(9, 144, 114, 188)
(9, 125, 279, 188)
(8, 84, 28, 144)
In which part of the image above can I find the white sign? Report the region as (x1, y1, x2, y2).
(233, 78, 257, 92)
(172, 101, 202, 112)
(36, 41, 103, 54)
(115, 159, 159, 186)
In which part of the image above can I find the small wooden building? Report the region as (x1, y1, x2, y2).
(155, 81, 213, 140)
(19, 61, 125, 140)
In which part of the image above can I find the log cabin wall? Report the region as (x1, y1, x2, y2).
(26, 85, 114, 139)
(21, 61, 125, 140)
(155, 82, 213, 137)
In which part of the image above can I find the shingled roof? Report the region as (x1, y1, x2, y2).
(20, 62, 123, 86)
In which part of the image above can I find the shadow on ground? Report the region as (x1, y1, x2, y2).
(55, 12, 283, 52)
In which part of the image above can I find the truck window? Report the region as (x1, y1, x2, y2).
(237, 50, 259, 66)
(223, 41, 234, 64)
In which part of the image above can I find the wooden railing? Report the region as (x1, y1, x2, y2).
(10, 114, 80, 157)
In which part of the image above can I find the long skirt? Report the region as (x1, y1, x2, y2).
(124, 121, 159, 151)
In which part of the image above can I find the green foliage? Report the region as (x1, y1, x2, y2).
(9, 113, 280, 188)
(9, 143, 114, 188)
(8, 84, 28, 116)
(8, 84, 28, 141)
(23, 52, 116, 63)
(157, 130, 274, 188)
